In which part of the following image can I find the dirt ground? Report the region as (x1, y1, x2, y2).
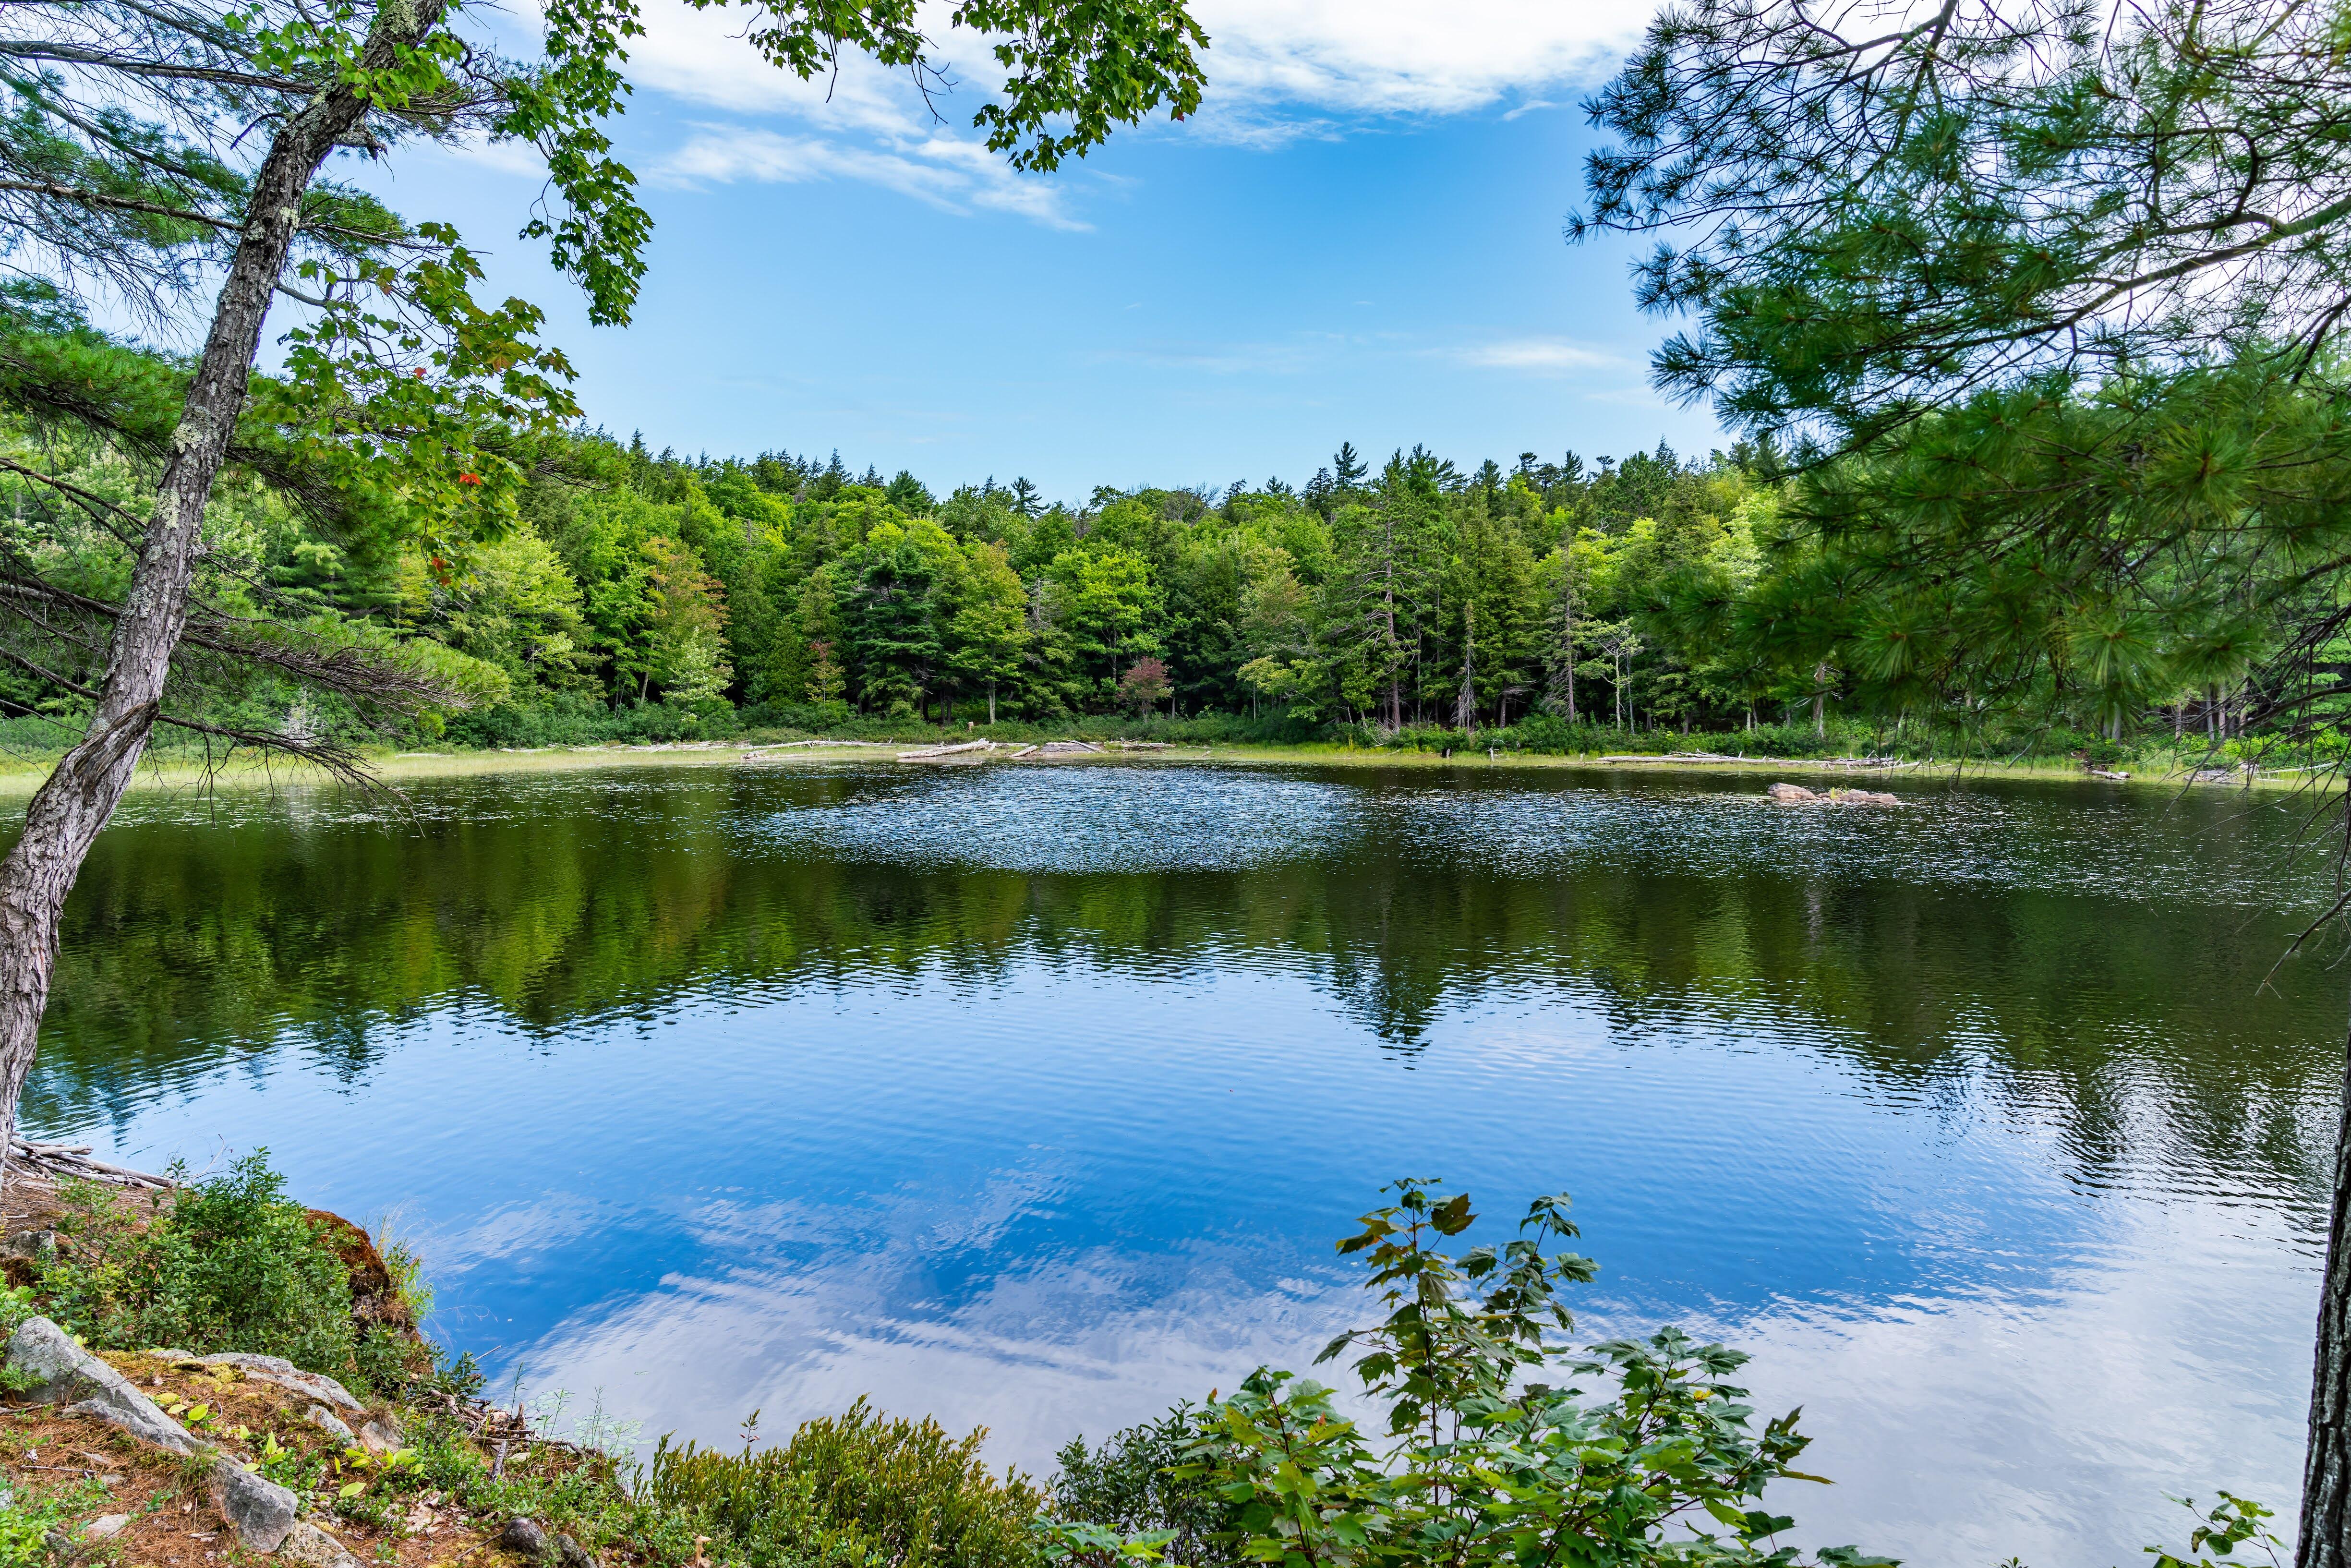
(0, 1352, 505, 1568)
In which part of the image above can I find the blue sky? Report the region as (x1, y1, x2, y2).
(381, 1, 1722, 503)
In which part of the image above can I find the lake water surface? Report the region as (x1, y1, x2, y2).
(24, 759, 2347, 1568)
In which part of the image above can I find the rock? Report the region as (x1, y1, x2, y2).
(300, 1210, 414, 1336)
(80, 1517, 128, 1541)
(277, 1521, 358, 1568)
(306, 1405, 356, 1445)
(557, 1534, 596, 1568)
(1830, 788, 1902, 807)
(9, 1318, 197, 1455)
(1766, 782, 1818, 803)
(192, 1353, 365, 1413)
(498, 1517, 553, 1559)
(357, 1417, 401, 1454)
(2, 1231, 56, 1261)
(208, 1458, 298, 1552)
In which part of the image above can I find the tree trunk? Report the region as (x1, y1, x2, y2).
(1455, 603, 1477, 733)
(0, 1, 429, 1191)
(2301, 1032, 2351, 1568)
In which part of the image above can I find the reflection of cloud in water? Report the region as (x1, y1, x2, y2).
(510, 1210, 1355, 1465)
(742, 768, 1358, 875)
(1615, 1196, 2312, 1568)
(506, 1179, 2312, 1568)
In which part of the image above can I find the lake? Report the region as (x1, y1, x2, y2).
(24, 758, 2344, 1568)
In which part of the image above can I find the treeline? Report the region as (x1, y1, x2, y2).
(301, 431, 1789, 748)
(0, 388, 2305, 762)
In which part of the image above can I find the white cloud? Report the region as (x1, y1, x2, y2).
(590, 0, 1658, 224)
(1190, 0, 1649, 117)
(1453, 337, 1625, 372)
(657, 126, 1087, 229)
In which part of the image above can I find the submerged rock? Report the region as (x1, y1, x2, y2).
(1766, 782, 1902, 807)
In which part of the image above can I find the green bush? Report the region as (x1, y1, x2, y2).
(0, 1476, 116, 1568)
(649, 1398, 1044, 1568)
(38, 1152, 359, 1379)
(1163, 1179, 1889, 1568)
(1049, 1405, 1233, 1568)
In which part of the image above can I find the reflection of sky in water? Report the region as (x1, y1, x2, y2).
(34, 761, 2344, 1568)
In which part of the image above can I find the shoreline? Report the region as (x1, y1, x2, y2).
(0, 735, 2324, 796)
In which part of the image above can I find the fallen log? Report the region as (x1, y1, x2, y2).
(8, 1138, 174, 1189)
(898, 739, 996, 761)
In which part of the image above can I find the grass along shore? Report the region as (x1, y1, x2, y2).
(0, 728, 2323, 796)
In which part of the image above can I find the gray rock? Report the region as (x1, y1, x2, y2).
(556, 1534, 596, 1568)
(2, 1231, 56, 1261)
(208, 1458, 298, 1552)
(277, 1521, 357, 1568)
(192, 1353, 365, 1413)
(10, 1318, 196, 1455)
(80, 1516, 128, 1541)
(357, 1417, 401, 1454)
(497, 1517, 552, 1558)
(305, 1405, 356, 1445)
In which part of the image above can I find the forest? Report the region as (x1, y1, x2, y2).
(1, 380, 2267, 764)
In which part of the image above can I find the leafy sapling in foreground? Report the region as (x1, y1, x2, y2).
(1164, 1179, 1888, 1568)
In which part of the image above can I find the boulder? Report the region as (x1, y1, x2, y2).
(2, 1231, 56, 1261)
(1830, 789, 1902, 807)
(306, 1405, 356, 1445)
(207, 1458, 298, 1552)
(498, 1517, 553, 1559)
(1766, 782, 1818, 803)
(9, 1318, 196, 1455)
(277, 1521, 359, 1568)
(557, 1534, 597, 1568)
(357, 1417, 402, 1454)
(81, 1516, 129, 1542)
(193, 1352, 365, 1413)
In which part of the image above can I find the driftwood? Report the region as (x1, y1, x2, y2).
(1036, 740, 1102, 755)
(1106, 740, 1172, 750)
(8, 1138, 173, 1190)
(1006, 746, 1039, 759)
(747, 740, 889, 751)
(897, 740, 996, 762)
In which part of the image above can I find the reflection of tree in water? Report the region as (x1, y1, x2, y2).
(28, 769, 2342, 1207)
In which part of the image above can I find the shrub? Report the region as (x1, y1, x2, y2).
(649, 1399, 1043, 1568)
(39, 1152, 359, 1378)
(1166, 1179, 1890, 1568)
(1049, 1405, 1233, 1568)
